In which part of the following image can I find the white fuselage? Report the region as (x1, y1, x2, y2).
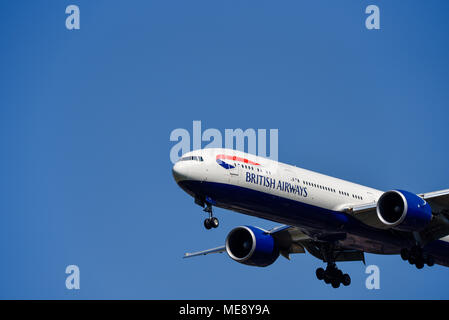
(173, 148, 383, 214)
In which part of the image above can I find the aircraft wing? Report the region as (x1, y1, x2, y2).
(183, 226, 309, 260)
(344, 189, 449, 239)
(183, 225, 365, 263)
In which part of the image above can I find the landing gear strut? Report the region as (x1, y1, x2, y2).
(400, 246, 434, 269)
(203, 203, 219, 230)
(316, 263, 351, 288)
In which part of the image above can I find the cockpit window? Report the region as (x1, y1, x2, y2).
(179, 156, 204, 162)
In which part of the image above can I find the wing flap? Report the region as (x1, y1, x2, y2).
(342, 203, 389, 229)
(269, 225, 308, 259)
(301, 240, 365, 263)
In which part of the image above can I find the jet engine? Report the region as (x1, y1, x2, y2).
(376, 190, 432, 231)
(225, 226, 279, 267)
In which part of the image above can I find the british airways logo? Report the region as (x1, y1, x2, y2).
(216, 159, 235, 169)
(216, 154, 260, 170)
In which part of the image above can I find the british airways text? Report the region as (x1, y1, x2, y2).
(246, 172, 308, 197)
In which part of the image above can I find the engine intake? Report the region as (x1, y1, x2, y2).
(225, 226, 279, 267)
(376, 190, 432, 231)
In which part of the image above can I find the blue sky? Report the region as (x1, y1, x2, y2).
(1, 0, 449, 299)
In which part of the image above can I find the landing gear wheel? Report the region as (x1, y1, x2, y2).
(331, 279, 340, 288)
(316, 268, 325, 280)
(318, 263, 350, 288)
(210, 217, 219, 228)
(426, 255, 435, 267)
(202, 203, 219, 230)
(400, 248, 410, 261)
(336, 269, 343, 279)
(402, 246, 433, 269)
(415, 260, 424, 269)
(204, 219, 212, 230)
(342, 274, 351, 286)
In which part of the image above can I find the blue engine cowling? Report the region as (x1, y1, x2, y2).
(225, 226, 279, 267)
(376, 190, 432, 231)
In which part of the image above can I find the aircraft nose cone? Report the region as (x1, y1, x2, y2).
(172, 161, 189, 183)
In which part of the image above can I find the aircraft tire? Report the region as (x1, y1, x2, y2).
(331, 279, 340, 288)
(204, 219, 212, 230)
(415, 260, 424, 269)
(316, 268, 325, 280)
(400, 248, 410, 261)
(342, 274, 351, 286)
(210, 217, 219, 228)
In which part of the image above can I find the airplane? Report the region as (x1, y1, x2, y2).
(172, 148, 449, 288)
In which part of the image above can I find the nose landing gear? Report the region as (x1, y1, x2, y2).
(195, 196, 220, 230)
(203, 203, 219, 230)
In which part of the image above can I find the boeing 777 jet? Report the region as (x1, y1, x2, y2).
(172, 148, 449, 288)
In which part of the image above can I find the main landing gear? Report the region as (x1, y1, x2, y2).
(400, 246, 434, 269)
(315, 243, 351, 288)
(316, 263, 351, 288)
(203, 203, 219, 230)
